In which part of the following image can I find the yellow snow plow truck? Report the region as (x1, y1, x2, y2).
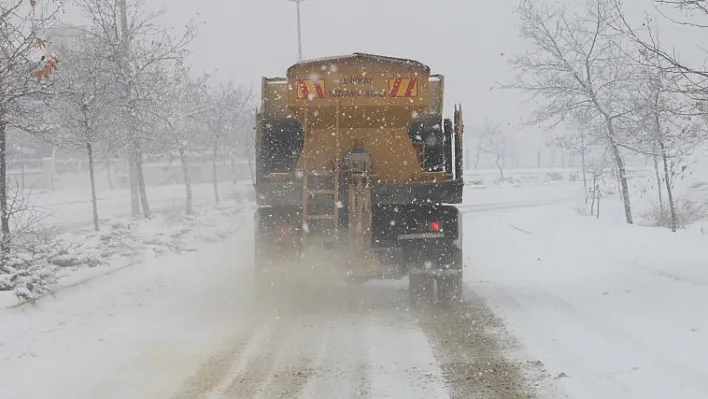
(253, 53, 464, 302)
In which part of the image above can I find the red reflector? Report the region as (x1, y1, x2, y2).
(277, 225, 288, 234)
(430, 221, 441, 232)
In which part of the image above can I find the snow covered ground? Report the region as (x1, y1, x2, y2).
(24, 179, 254, 230)
(0, 198, 251, 307)
(2, 170, 707, 398)
(465, 186, 708, 398)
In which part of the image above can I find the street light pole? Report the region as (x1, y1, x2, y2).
(286, 0, 304, 60)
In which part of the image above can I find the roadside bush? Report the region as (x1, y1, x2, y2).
(640, 197, 707, 229)
(0, 202, 248, 302)
(546, 172, 564, 181)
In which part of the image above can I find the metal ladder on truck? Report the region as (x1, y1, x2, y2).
(301, 169, 340, 247)
(300, 101, 341, 253)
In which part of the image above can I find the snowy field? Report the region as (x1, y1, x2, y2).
(466, 202, 708, 399)
(463, 161, 708, 398)
(22, 179, 255, 231)
(0, 167, 707, 398)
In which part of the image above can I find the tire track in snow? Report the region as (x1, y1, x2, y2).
(296, 315, 371, 398)
(419, 287, 538, 399)
(170, 318, 276, 399)
(293, 324, 334, 398)
(367, 313, 448, 398)
(170, 277, 538, 399)
(234, 320, 316, 399)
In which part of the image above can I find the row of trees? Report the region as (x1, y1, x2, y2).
(503, 0, 708, 232)
(0, 0, 253, 253)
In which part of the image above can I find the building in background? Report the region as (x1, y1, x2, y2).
(44, 24, 88, 53)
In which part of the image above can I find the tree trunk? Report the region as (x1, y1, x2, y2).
(616, 164, 624, 202)
(135, 150, 151, 219)
(230, 154, 238, 186)
(0, 121, 9, 252)
(590, 173, 597, 216)
(128, 155, 140, 217)
(178, 147, 193, 215)
(607, 120, 633, 224)
(118, 0, 140, 218)
(106, 156, 114, 191)
(212, 145, 220, 204)
(537, 150, 541, 169)
(652, 144, 664, 215)
(659, 140, 677, 232)
(495, 154, 504, 181)
(580, 132, 588, 203)
(87, 141, 100, 231)
(651, 95, 670, 227)
(474, 145, 482, 169)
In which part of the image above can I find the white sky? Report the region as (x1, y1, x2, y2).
(57, 0, 706, 168)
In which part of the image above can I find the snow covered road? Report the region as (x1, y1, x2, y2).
(0, 204, 537, 399)
(173, 284, 451, 399)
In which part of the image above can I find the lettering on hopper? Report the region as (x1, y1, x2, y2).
(365, 90, 386, 97)
(330, 89, 387, 98)
(331, 89, 360, 97)
(343, 76, 373, 85)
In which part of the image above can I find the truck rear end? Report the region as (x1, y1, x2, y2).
(254, 53, 464, 302)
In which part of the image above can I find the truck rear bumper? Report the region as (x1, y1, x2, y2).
(410, 268, 462, 278)
(256, 180, 463, 206)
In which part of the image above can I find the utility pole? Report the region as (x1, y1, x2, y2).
(286, 0, 305, 60)
(118, 0, 140, 217)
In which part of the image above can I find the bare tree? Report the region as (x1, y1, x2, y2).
(0, 0, 60, 250)
(475, 119, 508, 181)
(502, 0, 639, 224)
(74, 0, 199, 219)
(201, 83, 252, 204)
(611, 13, 705, 230)
(150, 62, 211, 215)
(42, 36, 119, 231)
(550, 120, 603, 201)
(616, 0, 708, 101)
(632, 66, 702, 231)
(240, 107, 257, 186)
(472, 123, 493, 170)
(587, 153, 614, 218)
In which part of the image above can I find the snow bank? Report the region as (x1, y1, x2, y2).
(0, 199, 253, 308)
(464, 201, 708, 398)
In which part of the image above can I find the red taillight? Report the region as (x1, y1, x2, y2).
(277, 225, 288, 234)
(430, 221, 441, 232)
